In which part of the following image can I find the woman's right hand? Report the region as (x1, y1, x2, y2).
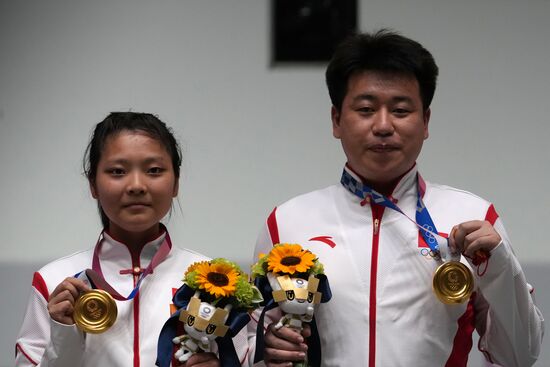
(47, 277, 90, 325)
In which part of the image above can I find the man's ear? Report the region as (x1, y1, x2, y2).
(423, 108, 431, 140)
(332, 106, 341, 139)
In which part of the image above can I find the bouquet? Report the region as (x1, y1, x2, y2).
(156, 258, 262, 367)
(252, 244, 331, 367)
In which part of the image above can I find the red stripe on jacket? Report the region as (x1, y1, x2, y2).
(444, 293, 477, 366)
(267, 207, 280, 245)
(485, 204, 499, 225)
(16, 343, 38, 365)
(32, 272, 49, 301)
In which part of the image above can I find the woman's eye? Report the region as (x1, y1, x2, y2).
(148, 167, 164, 174)
(109, 168, 125, 176)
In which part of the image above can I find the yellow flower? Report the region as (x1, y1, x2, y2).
(185, 261, 209, 275)
(267, 244, 315, 274)
(195, 261, 239, 298)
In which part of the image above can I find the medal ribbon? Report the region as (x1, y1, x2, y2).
(340, 168, 455, 260)
(76, 226, 172, 301)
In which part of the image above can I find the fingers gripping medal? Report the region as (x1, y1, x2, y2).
(431, 233, 474, 304)
(73, 270, 118, 334)
(74, 289, 117, 333)
(72, 228, 173, 334)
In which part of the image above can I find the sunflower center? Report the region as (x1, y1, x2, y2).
(207, 272, 229, 286)
(281, 256, 301, 266)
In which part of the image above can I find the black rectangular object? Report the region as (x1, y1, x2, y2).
(272, 0, 357, 63)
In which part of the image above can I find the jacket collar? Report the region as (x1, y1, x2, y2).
(343, 163, 420, 204)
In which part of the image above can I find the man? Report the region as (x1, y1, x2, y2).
(251, 30, 544, 367)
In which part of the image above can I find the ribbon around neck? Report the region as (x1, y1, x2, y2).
(75, 226, 172, 301)
(340, 168, 458, 262)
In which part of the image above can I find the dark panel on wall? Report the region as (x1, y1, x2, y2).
(272, 0, 357, 63)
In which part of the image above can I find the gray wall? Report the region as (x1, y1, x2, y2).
(1, 0, 548, 366)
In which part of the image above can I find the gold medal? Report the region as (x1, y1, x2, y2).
(74, 289, 117, 333)
(432, 261, 474, 304)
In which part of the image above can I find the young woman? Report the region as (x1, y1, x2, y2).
(15, 112, 250, 366)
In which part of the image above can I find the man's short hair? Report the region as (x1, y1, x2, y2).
(326, 29, 439, 112)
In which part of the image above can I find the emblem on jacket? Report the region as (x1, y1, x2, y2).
(309, 236, 336, 248)
(418, 231, 445, 260)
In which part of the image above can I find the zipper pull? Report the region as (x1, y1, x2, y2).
(373, 218, 380, 235)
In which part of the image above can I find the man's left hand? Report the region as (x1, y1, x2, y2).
(449, 220, 502, 257)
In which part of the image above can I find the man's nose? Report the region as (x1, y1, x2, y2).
(372, 109, 395, 136)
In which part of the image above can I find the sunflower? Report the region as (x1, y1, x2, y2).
(186, 261, 208, 274)
(183, 261, 209, 289)
(194, 261, 239, 298)
(267, 244, 316, 274)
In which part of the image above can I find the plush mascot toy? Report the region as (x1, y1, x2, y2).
(156, 259, 262, 367)
(252, 244, 331, 367)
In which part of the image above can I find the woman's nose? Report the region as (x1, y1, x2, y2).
(127, 172, 146, 194)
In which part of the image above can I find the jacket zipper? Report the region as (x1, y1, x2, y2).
(131, 257, 141, 367)
(369, 203, 385, 367)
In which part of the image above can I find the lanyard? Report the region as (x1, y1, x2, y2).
(341, 168, 455, 261)
(76, 228, 172, 301)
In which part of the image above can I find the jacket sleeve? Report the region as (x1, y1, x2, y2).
(470, 217, 544, 367)
(15, 275, 85, 367)
(228, 325, 254, 367)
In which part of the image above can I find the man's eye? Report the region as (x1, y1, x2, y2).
(357, 107, 374, 114)
(393, 108, 410, 116)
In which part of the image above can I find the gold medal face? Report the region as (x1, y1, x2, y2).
(74, 289, 117, 333)
(432, 261, 474, 304)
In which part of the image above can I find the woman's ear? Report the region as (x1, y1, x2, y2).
(172, 181, 179, 197)
(89, 181, 98, 199)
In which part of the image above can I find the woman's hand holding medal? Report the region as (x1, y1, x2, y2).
(47, 277, 90, 325)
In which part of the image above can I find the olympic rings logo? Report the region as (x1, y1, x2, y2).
(422, 224, 437, 245)
(420, 247, 441, 260)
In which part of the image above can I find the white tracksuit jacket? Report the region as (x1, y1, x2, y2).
(15, 230, 252, 367)
(252, 165, 544, 367)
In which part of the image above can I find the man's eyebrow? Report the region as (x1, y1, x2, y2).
(392, 96, 414, 104)
(352, 94, 377, 102)
(351, 94, 415, 103)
